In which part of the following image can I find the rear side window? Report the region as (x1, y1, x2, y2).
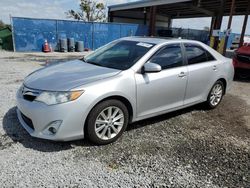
(206, 50, 216, 61)
(149, 44, 183, 70)
(184, 44, 215, 65)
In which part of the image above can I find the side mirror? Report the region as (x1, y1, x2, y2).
(142, 62, 162, 73)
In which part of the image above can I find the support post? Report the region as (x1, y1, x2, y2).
(239, 3, 250, 47)
(168, 17, 172, 29)
(213, 15, 223, 50)
(209, 17, 215, 38)
(239, 15, 249, 47)
(149, 6, 157, 36)
(213, 0, 225, 50)
(143, 7, 147, 25)
(223, 0, 235, 55)
(108, 10, 113, 22)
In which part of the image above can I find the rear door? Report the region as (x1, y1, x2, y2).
(183, 43, 219, 105)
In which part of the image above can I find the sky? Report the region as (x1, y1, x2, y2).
(0, 0, 249, 35)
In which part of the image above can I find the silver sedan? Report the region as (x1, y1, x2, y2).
(16, 37, 234, 144)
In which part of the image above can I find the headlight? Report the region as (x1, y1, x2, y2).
(35, 90, 84, 105)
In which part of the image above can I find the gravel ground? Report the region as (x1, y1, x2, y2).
(0, 51, 249, 187)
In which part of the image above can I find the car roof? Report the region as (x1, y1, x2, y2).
(121, 36, 227, 61)
(121, 36, 199, 45)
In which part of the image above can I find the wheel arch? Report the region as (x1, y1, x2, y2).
(84, 95, 135, 137)
(96, 95, 134, 123)
(217, 78, 227, 95)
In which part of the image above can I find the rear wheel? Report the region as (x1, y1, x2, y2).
(206, 81, 224, 109)
(86, 99, 129, 145)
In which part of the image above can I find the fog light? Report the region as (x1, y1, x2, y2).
(48, 127, 57, 134)
(43, 120, 62, 135)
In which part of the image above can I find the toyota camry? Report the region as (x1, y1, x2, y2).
(16, 37, 234, 145)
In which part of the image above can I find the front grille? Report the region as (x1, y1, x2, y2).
(236, 54, 250, 64)
(21, 112, 34, 130)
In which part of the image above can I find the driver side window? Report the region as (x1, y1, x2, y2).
(149, 44, 184, 70)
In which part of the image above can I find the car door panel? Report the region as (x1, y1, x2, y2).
(135, 43, 188, 118)
(183, 43, 220, 105)
(135, 67, 188, 117)
(185, 61, 219, 104)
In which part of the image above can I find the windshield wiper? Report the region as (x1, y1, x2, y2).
(86, 60, 102, 67)
(81, 57, 101, 67)
(81, 57, 86, 62)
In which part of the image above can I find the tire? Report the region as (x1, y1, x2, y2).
(86, 99, 129, 145)
(238, 69, 250, 79)
(206, 80, 225, 109)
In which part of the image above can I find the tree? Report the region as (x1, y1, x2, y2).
(0, 20, 6, 29)
(0, 20, 10, 29)
(66, 0, 106, 22)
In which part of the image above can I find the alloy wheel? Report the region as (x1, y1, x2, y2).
(210, 83, 223, 107)
(94, 106, 124, 140)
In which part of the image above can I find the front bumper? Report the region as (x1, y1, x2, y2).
(16, 89, 87, 141)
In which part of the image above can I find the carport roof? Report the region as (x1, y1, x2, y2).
(109, 0, 250, 18)
(109, 0, 191, 11)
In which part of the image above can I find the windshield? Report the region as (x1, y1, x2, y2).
(84, 40, 155, 70)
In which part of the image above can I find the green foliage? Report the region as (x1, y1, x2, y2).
(66, 0, 106, 22)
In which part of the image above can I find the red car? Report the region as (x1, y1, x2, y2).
(233, 44, 250, 79)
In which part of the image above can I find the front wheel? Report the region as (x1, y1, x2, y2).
(206, 81, 224, 109)
(86, 99, 129, 145)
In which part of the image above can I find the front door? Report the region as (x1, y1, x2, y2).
(135, 43, 188, 118)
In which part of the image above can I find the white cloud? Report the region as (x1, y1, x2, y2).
(0, 0, 68, 23)
(0, 0, 132, 23)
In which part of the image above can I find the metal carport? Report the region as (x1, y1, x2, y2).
(108, 0, 250, 54)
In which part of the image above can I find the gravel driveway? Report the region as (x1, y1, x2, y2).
(0, 51, 249, 187)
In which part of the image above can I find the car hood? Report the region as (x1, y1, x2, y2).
(237, 46, 250, 55)
(24, 60, 121, 91)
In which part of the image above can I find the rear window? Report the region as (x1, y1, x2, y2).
(184, 44, 216, 65)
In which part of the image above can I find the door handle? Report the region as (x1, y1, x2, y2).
(213, 65, 217, 71)
(178, 72, 186, 78)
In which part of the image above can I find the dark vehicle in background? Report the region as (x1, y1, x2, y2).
(233, 43, 250, 79)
